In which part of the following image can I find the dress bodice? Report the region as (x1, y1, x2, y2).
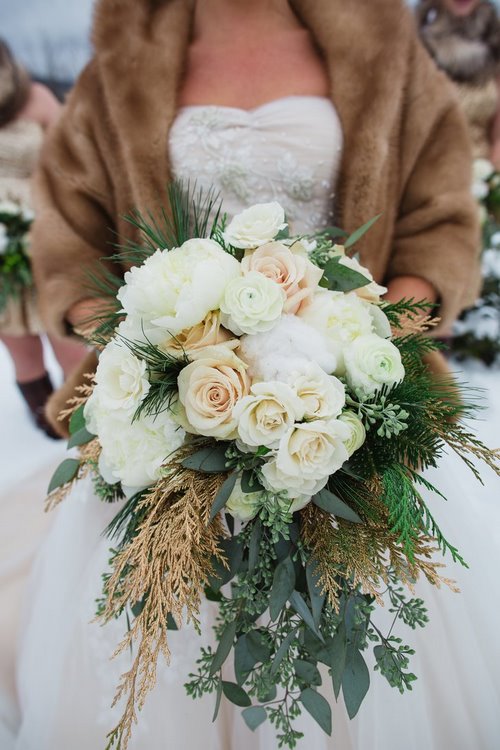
(168, 96, 343, 234)
(0, 118, 44, 207)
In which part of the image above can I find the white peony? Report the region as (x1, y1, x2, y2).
(288, 362, 346, 420)
(220, 271, 285, 335)
(344, 334, 405, 397)
(338, 410, 367, 456)
(0, 224, 8, 255)
(261, 419, 350, 500)
(93, 340, 150, 416)
(233, 381, 304, 449)
(117, 239, 241, 342)
(225, 478, 263, 522)
(223, 202, 287, 249)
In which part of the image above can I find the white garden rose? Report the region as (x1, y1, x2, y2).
(288, 363, 346, 420)
(223, 202, 287, 249)
(117, 239, 240, 342)
(0, 224, 8, 255)
(338, 410, 367, 456)
(177, 345, 250, 439)
(225, 479, 263, 522)
(344, 334, 405, 397)
(220, 271, 285, 335)
(299, 289, 374, 373)
(261, 419, 350, 499)
(241, 241, 323, 314)
(233, 381, 304, 449)
(93, 340, 150, 416)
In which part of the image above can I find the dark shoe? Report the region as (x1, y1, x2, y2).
(17, 373, 62, 440)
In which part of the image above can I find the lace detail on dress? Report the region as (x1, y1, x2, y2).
(169, 96, 343, 234)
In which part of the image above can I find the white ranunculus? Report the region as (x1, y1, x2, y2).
(0, 224, 8, 255)
(117, 240, 241, 342)
(368, 303, 392, 339)
(287, 362, 345, 420)
(220, 271, 285, 335)
(225, 478, 263, 522)
(233, 381, 304, 449)
(223, 202, 287, 249)
(299, 289, 374, 373)
(344, 334, 405, 397)
(338, 410, 367, 456)
(86, 400, 185, 490)
(261, 419, 350, 499)
(93, 340, 150, 416)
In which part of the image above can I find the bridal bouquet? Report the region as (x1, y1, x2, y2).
(0, 199, 33, 312)
(48, 186, 499, 749)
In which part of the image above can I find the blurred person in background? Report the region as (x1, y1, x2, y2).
(0, 39, 86, 439)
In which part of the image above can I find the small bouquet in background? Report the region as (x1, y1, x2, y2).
(0, 199, 34, 312)
(47, 184, 500, 750)
(451, 160, 500, 365)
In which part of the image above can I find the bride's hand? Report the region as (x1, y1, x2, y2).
(384, 275, 437, 305)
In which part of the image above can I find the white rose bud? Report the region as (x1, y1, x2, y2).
(220, 271, 285, 335)
(223, 202, 287, 249)
(338, 410, 366, 456)
(344, 334, 405, 397)
(233, 381, 305, 449)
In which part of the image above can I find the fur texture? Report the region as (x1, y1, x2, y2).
(31, 0, 480, 433)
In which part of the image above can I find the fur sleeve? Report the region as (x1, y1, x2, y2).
(386, 39, 481, 330)
(30, 63, 119, 337)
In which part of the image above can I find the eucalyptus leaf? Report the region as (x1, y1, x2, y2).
(220, 537, 244, 578)
(344, 214, 381, 249)
(246, 630, 271, 663)
(212, 679, 223, 722)
(209, 472, 237, 521)
(289, 591, 325, 643)
(270, 557, 296, 621)
(322, 258, 372, 293)
(166, 613, 178, 631)
(248, 519, 262, 573)
(209, 620, 237, 676)
(47, 458, 80, 494)
(294, 659, 322, 687)
(69, 403, 86, 435)
(242, 706, 267, 732)
(241, 470, 264, 494)
(342, 645, 370, 718)
(181, 443, 229, 473)
(270, 626, 299, 677)
(234, 634, 257, 686)
(67, 426, 94, 449)
(306, 562, 326, 628)
(222, 681, 251, 707)
(329, 623, 347, 699)
(312, 489, 362, 523)
(299, 688, 332, 735)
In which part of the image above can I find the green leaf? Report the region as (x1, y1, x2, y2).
(269, 557, 296, 621)
(294, 659, 322, 686)
(47, 458, 80, 494)
(242, 706, 267, 731)
(67, 426, 94, 449)
(222, 681, 251, 707)
(270, 626, 299, 677)
(306, 562, 326, 628)
(209, 620, 237, 676)
(322, 258, 372, 293)
(289, 591, 325, 643)
(240, 470, 264, 494)
(312, 489, 362, 523)
(342, 645, 370, 719)
(248, 519, 262, 573)
(329, 623, 347, 699)
(166, 613, 178, 630)
(299, 688, 332, 735)
(344, 214, 381, 249)
(212, 679, 223, 722)
(209, 472, 237, 522)
(69, 404, 86, 435)
(181, 444, 229, 473)
(246, 630, 271, 663)
(234, 634, 257, 686)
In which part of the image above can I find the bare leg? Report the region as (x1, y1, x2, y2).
(0, 334, 46, 383)
(47, 334, 87, 379)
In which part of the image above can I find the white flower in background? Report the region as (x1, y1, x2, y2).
(299, 289, 374, 373)
(472, 158, 494, 199)
(288, 362, 345, 421)
(233, 381, 305, 449)
(225, 478, 263, 522)
(0, 200, 20, 216)
(85, 398, 185, 490)
(238, 314, 336, 382)
(117, 239, 240, 342)
(338, 410, 367, 456)
(261, 419, 350, 500)
(0, 224, 8, 255)
(21, 206, 34, 222)
(344, 334, 405, 397)
(223, 202, 287, 249)
(92, 340, 150, 416)
(482, 248, 500, 279)
(220, 271, 285, 335)
(241, 241, 323, 314)
(177, 345, 250, 439)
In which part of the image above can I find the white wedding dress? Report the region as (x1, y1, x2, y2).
(13, 97, 500, 750)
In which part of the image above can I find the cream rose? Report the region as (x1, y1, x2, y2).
(177, 345, 250, 439)
(225, 479, 263, 522)
(220, 271, 285, 335)
(241, 241, 323, 314)
(233, 381, 304, 449)
(159, 311, 238, 357)
(223, 202, 287, 249)
(289, 363, 345, 420)
(261, 419, 350, 499)
(338, 410, 367, 456)
(92, 340, 150, 416)
(344, 334, 405, 397)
